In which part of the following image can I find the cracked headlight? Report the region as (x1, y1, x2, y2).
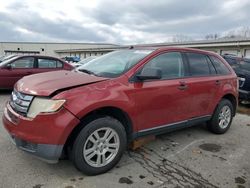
(27, 97, 66, 118)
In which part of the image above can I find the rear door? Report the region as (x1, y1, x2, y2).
(0, 57, 35, 88)
(32, 57, 64, 74)
(183, 52, 220, 118)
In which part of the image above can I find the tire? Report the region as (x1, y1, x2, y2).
(71, 116, 127, 175)
(207, 99, 234, 134)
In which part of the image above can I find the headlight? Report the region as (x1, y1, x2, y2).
(27, 97, 66, 118)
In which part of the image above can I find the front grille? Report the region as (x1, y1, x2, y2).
(10, 90, 34, 116)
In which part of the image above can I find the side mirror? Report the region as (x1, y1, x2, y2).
(5, 64, 12, 70)
(136, 67, 162, 80)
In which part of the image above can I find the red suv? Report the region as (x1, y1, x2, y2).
(0, 55, 73, 89)
(2, 47, 238, 175)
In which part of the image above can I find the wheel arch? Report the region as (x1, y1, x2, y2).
(64, 106, 134, 154)
(221, 93, 237, 116)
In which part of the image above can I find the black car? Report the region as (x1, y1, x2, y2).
(222, 54, 250, 101)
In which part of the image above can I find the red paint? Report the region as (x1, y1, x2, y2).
(16, 70, 108, 96)
(0, 55, 73, 89)
(2, 47, 238, 146)
(3, 103, 80, 144)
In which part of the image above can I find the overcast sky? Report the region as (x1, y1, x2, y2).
(0, 0, 249, 44)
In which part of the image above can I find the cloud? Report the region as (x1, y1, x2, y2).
(0, 0, 250, 44)
(0, 7, 106, 42)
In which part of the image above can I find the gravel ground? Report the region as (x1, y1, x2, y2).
(0, 91, 249, 188)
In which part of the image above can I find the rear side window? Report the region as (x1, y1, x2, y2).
(143, 52, 184, 79)
(206, 56, 216, 75)
(210, 56, 231, 74)
(186, 53, 210, 76)
(57, 61, 63, 68)
(38, 58, 58, 68)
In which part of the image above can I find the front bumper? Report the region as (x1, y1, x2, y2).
(2, 103, 80, 162)
(239, 89, 250, 100)
(9, 135, 63, 163)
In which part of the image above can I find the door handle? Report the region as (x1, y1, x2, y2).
(215, 80, 220, 85)
(178, 81, 188, 90)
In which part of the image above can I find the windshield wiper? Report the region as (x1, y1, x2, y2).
(78, 68, 98, 76)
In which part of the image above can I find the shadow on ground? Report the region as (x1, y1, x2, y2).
(238, 102, 250, 115)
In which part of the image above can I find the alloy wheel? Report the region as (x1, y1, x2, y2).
(83, 127, 120, 168)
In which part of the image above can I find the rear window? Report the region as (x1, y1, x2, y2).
(186, 53, 210, 76)
(210, 56, 231, 74)
(223, 57, 238, 65)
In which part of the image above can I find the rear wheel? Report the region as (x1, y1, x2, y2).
(71, 116, 127, 175)
(207, 99, 233, 134)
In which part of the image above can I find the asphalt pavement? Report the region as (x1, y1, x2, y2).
(0, 91, 249, 188)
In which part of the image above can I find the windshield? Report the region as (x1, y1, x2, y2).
(78, 57, 96, 65)
(0, 56, 4, 62)
(0, 56, 19, 67)
(77, 50, 153, 78)
(0, 55, 17, 63)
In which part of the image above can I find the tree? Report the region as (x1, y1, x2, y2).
(205, 33, 219, 40)
(172, 34, 193, 42)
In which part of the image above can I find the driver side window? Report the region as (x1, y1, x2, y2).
(143, 52, 184, 79)
(11, 57, 34, 69)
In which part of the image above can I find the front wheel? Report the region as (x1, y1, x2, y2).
(207, 99, 234, 134)
(71, 116, 127, 175)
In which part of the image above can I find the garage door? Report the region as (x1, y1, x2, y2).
(221, 50, 238, 56)
(245, 49, 250, 58)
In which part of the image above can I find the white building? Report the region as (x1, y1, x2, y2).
(134, 38, 250, 57)
(0, 42, 118, 58)
(1, 38, 250, 59)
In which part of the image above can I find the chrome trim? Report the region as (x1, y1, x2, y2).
(239, 89, 250, 94)
(10, 102, 28, 113)
(10, 90, 34, 116)
(15, 91, 33, 101)
(238, 77, 246, 88)
(139, 120, 187, 133)
(138, 115, 211, 133)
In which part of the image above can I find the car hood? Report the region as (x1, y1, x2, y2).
(16, 70, 109, 96)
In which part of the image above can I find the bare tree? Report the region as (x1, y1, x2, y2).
(205, 33, 220, 40)
(172, 34, 193, 42)
(222, 27, 250, 39)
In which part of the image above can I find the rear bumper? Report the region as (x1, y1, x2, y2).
(239, 89, 250, 100)
(2, 102, 80, 162)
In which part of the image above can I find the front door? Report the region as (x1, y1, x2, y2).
(129, 52, 192, 131)
(0, 57, 35, 88)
